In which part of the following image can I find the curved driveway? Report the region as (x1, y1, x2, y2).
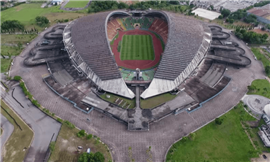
(1, 114, 14, 161)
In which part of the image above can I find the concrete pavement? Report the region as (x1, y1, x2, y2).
(1, 86, 61, 162)
(0, 114, 14, 162)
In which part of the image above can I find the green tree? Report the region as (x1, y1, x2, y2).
(221, 8, 231, 17)
(35, 16, 49, 27)
(93, 152, 105, 162)
(265, 66, 270, 76)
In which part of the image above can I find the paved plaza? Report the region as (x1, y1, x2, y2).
(242, 95, 270, 119)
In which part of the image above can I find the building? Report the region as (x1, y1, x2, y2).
(51, 0, 63, 5)
(248, 4, 270, 24)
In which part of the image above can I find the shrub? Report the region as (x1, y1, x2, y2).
(64, 120, 75, 129)
(13, 76, 22, 81)
(77, 129, 86, 138)
(182, 136, 188, 142)
(188, 133, 196, 141)
(87, 134, 93, 140)
(32, 100, 40, 107)
(248, 85, 257, 91)
(57, 118, 63, 123)
(49, 141, 56, 152)
(215, 117, 223, 125)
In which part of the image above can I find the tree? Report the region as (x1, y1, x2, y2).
(221, 8, 231, 17)
(35, 16, 49, 27)
(210, 5, 214, 10)
(93, 152, 105, 162)
(215, 118, 223, 125)
(1, 20, 25, 33)
(78, 152, 104, 162)
(265, 66, 270, 76)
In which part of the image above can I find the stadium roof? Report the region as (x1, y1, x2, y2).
(141, 12, 212, 99)
(63, 10, 211, 99)
(63, 11, 135, 99)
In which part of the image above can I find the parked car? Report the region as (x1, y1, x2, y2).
(87, 148, 91, 154)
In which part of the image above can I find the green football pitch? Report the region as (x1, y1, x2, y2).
(120, 35, 155, 60)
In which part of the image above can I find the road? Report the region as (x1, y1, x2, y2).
(1, 114, 14, 162)
(1, 86, 61, 162)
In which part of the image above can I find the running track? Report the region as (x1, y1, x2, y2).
(111, 30, 163, 70)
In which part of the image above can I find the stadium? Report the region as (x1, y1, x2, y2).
(24, 10, 251, 130)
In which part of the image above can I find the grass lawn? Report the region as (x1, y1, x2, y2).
(166, 102, 259, 162)
(49, 124, 112, 162)
(1, 59, 12, 72)
(2, 4, 61, 26)
(1, 34, 37, 44)
(64, 0, 89, 8)
(140, 93, 176, 109)
(247, 79, 270, 98)
(1, 100, 34, 162)
(121, 35, 154, 60)
(100, 92, 136, 109)
(44, 12, 86, 25)
(1, 46, 22, 56)
(251, 47, 270, 68)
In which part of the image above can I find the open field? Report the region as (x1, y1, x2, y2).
(248, 79, 270, 99)
(64, 0, 89, 8)
(1, 3, 86, 30)
(100, 92, 136, 109)
(140, 93, 176, 109)
(166, 102, 259, 162)
(1, 4, 61, 25)
(49, 124, 112, 162)
(121, 35, 154, 60)
(251, 47, 270, 68)
(1, 100, 34, 162)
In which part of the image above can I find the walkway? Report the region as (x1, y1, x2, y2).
(1, 86, 61, 162)
(0, 114, 14, 162)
